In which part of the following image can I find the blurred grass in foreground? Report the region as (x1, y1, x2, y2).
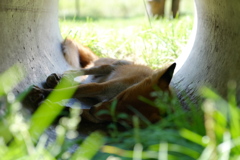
(1, 66, 240, 159)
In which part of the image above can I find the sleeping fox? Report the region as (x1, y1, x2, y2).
(30, 38, 176, 126)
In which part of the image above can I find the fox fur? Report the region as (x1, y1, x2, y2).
(30, 38, 176, 126)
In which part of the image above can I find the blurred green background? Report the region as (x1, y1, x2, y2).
(58, 0, 195, 19)
(58, 0, 195, 68)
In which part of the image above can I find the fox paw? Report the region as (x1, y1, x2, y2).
(46, 73, 62, 88)
(29, 85, 46, 104)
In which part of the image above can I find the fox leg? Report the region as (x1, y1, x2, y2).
(28, 84, 108, 123)
(44, 64, 115, 89)
(30, 77, 132, 104)
(28, 83, 104, 104)
(54, 61, 128, 85)
(63, 64, 114, 77)
(62, 38, 98, 68)
(64, 59, 132, 77)
(64, 79, 129, 100)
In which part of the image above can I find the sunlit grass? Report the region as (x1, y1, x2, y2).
(58, 0, 195, 19)
(60, 16, 193, 69)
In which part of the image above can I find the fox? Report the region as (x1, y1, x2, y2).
(29, 38, 176, 126)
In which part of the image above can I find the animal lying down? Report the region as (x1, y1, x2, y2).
(29, 38, 176, 126)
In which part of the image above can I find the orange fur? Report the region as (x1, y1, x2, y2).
(63, 38, 176, 126)
(89, 64, 176, 125)
(62, 38, 98, 68)
(31, 38, 176, 126)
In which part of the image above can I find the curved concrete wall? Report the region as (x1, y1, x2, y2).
(0, 0, 70, 94)
(172, 0, 240, 102)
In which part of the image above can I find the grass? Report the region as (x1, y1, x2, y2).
(2, 1, 240, 159)
(59, 0, 194, 68)
(2, 65, 240, 159)
(59, 16, 193, 69)
(58, 0, 195, 19)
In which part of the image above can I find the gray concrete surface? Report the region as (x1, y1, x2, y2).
(0, 0, 70, 94)
(172, 0, 240, 103)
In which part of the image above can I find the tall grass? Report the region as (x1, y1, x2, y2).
(1, 65, 240, 159)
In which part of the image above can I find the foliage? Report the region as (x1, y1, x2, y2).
(0, 66, 102, 159)
(60, 16, 193, 69)
(1, 65, 240, 159)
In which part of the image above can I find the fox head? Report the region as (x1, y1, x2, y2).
(89, 63, 176, 126)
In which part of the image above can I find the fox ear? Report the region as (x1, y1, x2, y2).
(158, 63, 176, 89)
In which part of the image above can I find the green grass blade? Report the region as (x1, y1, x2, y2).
(180, 129, 207, 147)
(71, 132, 105, 160)
(29, 77, 77, 141)
(0, 64, 24, 96)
